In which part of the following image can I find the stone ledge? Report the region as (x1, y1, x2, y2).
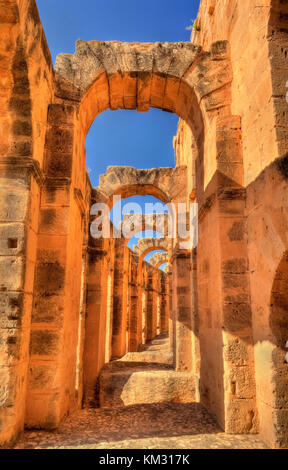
(99, 368, 198, 408)
(0, 157, 45, 186)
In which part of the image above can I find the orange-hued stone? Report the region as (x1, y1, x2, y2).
(0, 0, 287, 450)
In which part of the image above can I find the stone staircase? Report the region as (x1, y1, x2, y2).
(98, 334, 198, 408)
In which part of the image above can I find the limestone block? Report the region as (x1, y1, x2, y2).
(29, 329, 61, 356)
(33, 261, 66, 296)
(25, 391, 61, 430)
(225, 399, 258, 434)
(0, 256, 25, 291)
(32, 293, 65, 325)
(39, 207, 69, 235)
(0, 187, 29, 222)
(0, 292, 31, 329)
(0, 327, 30, 365)
(27, 362, 60, 391)
(0, 223, 25, 256)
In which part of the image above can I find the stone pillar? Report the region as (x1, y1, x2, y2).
(128, 252, 139, 352)
(168, 270, 174, 351)
(198, 116, 258, 433)
(152, 268, 158, 338)
(135, 261, 143, 348)
(0, 157, 43, 445)
(218, 190, 257, 433)
(145, 264, 154, 342)
(111, 238, 129, 358)
(105, 238, 115, 364)
(75, 250, 88, 408)
(141, 263, 148, 344)
(217, 116, 257, 433)
(25, 103, 86, 428)
(156, 271, 162, 335)
(83, 240, 109, 406)
(191, 249, 200, 391)
(172, 250, 193, 372)
(160, 271, 169, 334)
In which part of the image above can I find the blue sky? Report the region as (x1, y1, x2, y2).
(36, 1, 200, 63)
(86, 109, 177, 186)
(36, 0, 200, 187)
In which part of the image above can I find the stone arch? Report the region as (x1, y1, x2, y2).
(94, 165, 188, 207)
(4, 0, 288, 450)
(38, 35, 240, 439)
(154, 260, 169, 271)
(149, 252, 168, 269)
(54, 39, 233, 131)
(133, 238, 168, 259)
(53, 39, 236, 200)
(122, 213, 170, 244)
(55, 41, 203, 130)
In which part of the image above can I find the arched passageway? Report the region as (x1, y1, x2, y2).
(83, 189, 173, 406)
(1, 0, 288, 450)
(1, 32, 255, 443)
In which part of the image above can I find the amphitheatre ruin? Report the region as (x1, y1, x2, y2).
(0, 0, 288, 449)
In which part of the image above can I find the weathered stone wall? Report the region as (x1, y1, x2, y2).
(0, 0, 287, 450)
(191, 0, 288, 186)
(174, 0, 288, 447)
(0, 0, 54, 445)
(246, 158, 288, 448)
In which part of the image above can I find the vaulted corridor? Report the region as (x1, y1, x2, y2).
(1, 0, 288, 450)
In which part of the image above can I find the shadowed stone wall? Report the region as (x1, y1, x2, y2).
(0, 0, 287, 450)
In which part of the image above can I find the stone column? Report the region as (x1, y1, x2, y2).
(145, 264, 154, 342)
(191, 249, 200, 392)
(198, 116, 258, 433)
(105, 238, 115, 364)
(141, 263, 148, 344)
(75, 250, 88, 408)
(152, 268, 158, 338)
(135, 261, 143, 348)
(218, 190, 257, 433)
(111, 238, 129, 358)
(156, 272, 162, 335)
(160, 271, 169, 333)
(168, 270, 174, 351)
(217, 116, 257, 433)
(0, 157, 43, 445)
(146, 263, 155, 341)
(83, 240, 109, 407)
(128, 252, 139, 352)
(25, 103, 86, 428)
(172, 250, 193, 372)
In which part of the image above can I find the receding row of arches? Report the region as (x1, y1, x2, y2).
(0, 0, 288, 449)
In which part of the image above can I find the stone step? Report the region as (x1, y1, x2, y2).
(144, 344, 170, 351)
(118, 350, 173, 365)
(98, 362, 197, 408)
